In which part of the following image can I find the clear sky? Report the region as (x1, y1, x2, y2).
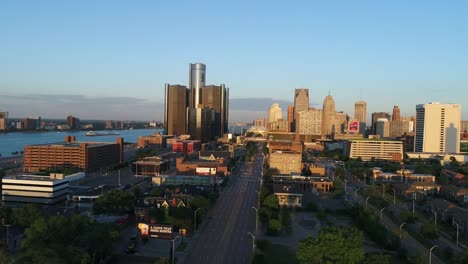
(1, 0, 467, 122)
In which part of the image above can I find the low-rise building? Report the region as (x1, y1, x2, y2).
(2, 175, 70, 204)
(137, 132, 170, 149)
(176, 157, 229, 176)
(392, 182, 441, 202)
(23, 136, 123, 173)
(344, 139, 403, 161)
(172, 140, 201, 154)
(133, 156, 169, 176)
(440, 185, 468, 206)
(269, 151, 302, 175)
(371, 168, 436, 184)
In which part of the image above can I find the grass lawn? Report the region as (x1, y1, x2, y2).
(253, 243, 298, 264)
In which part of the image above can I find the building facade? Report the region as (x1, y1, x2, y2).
(269, 151, 302, 174)
(164, 84, 189, 136)
(298, 109, 321, 136)
(268, 103, 283, 124)
(344, 139, 403, 161)
(0, 111, 7, 131)
(2, 175, 70, 204)
(392, 105, 401, 121)
(371, 112, 391, 134)
(23, 136, 124, 173)
(375, 118, 390, 138)
(164, 63, 229, 142)
(268, 119, 290, 132)
(354, 101, 367, 133)
(321, 95, 336, 138)
(415, 103, 461, 153)
(294, 89, 309, 128)
(67, 115, 81, 130)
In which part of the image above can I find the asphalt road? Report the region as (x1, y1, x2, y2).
(184, 147, 264, 264)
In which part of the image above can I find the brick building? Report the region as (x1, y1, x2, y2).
(23, 136, 123, 173)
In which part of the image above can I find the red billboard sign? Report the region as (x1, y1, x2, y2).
(348, 120, 359, 133)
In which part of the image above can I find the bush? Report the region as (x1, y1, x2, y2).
(267, 219, 282, 236)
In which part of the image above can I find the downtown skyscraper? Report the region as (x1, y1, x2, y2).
(415, 102, 461, 153)
(164, 63, 229, 142)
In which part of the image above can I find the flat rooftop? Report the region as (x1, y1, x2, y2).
(26, 141, 117, 148)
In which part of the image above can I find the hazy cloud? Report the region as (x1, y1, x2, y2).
(0, 94, 297, 122)
(0, 94, 164, 120)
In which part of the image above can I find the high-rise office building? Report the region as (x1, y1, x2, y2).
(335, 112, 349, 134)
(294, 88, 309, 125)
(415, 102, 461, 153)
(189, 63, 206, 108)
(67, 116, 81, 130)
(321, 95, 336, 137)
(165, 64, 228, 141)
(105, 120, 113, 129)
(392, 105, 401, 121)
(371, 112, 391, 134)
(268, 103, 283, 124)
(389, 120, 412, 138)
(200, 84, 229, 139)
(0, 111, 7, 131)
(354, 101, 367, 133)
(164, 84, 189, 136)
(375, 118, 390, 138)
(298, 109, 322, 136)
(287, 105, 294, 132)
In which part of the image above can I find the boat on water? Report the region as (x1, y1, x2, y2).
(85, 131, 120, 136)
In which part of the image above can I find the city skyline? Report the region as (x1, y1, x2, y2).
(1, 1, 468, 121)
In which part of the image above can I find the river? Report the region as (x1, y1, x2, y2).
(0, 129, 163, 158)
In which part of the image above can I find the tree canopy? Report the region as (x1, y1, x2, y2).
(93, 189, 135, 215)
(297, 226, 365, 264)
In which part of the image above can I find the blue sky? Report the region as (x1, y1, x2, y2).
(1, 0, 467, 121)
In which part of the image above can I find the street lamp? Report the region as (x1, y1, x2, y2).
(432, 210, 437, 226)
(380, 207, 387, 223)
(354, 188, 360, 201)
(382, 184, 385, 199)
(344, 179, 348, 193)
(429, 245, 438, 264)
(366, 196, 371, 209)
(171, 236, 181, 264)
(247, 232, 255, 255)
(194, 208, 201, 231)
(399, 222, 406, 239)
(454, 221, 459, 247)
(118, 170, 121, 186)
(392, 189, 396, 205)
(252, 206, 258, 235)
(411, 199, 415, 216)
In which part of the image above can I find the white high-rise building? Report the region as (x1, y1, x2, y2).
(268, 103, 283, 124)
(415, 103, 461, 153)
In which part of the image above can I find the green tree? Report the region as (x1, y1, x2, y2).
(297, 226, 365, 264)
(12, 204, 43, 227)
(267, 219, 282, 236)
(263, 195, 279, 210)
(362, 253, 390, 264)
(420, 222, 438, 240)
(19, 215, 116, 264)
(93, 189, 135, 215)
(191, 195, 210, 212)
